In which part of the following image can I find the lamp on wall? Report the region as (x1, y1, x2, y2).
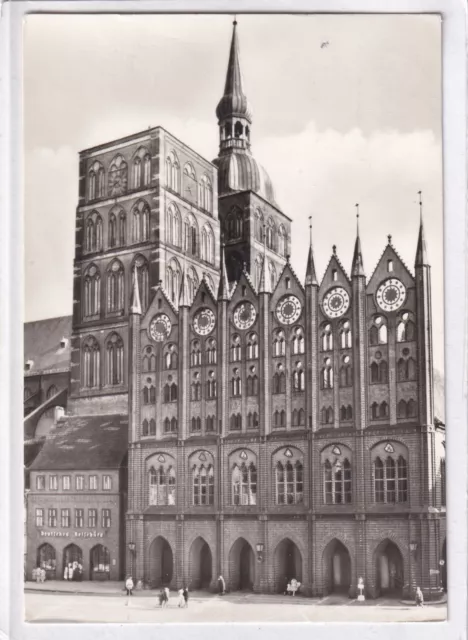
(409, 541, 418, 555)
(128, 542, 136, 554)
(256, 543, 264, 563)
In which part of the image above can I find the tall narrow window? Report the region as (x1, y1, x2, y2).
(82, 336, 100, 388)
(275, 461, 303, 505)
(107, 260, 125, 313)
(373, 454, 408, 503)
(321, 324, 333, 351)
(149, 465, 176, 505)
(83, 264, 101, 318)
(106, 333, 124, 386)
(232, 463, 257, 505)
(192, 465, 214, 506)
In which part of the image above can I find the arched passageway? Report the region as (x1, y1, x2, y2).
(63, 544, 83, 580)
(37, 543, 56, 579)
(274, 538, 303, 593)
(149, 536, 173, 588)
(189, 537, 213, 589)
(90, 544, 110, 580)
(322, 539, 351, 594)
(375, 540, 404, 597)
(229, 538, 255, 591)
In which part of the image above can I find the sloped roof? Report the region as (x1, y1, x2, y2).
(29, 414, 128, 471)
(24, 315, 72, 375)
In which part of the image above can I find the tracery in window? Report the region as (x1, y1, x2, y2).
(369, 316, 388, 345)
(232, 463, 257, 505)
(149, 462, 176, 505)
(275, 451, 303, 505)
(108, 154, 128, 196)
(322, 446, 352, 504)
(273, 364, 286, 394)
(107, 260, 125, 313)
(292, 408, 306, 427)
(199, 175, 213, 213)
(397, 312, 416, 343)
(165, 257, 181, 304)
(132, 200, 150, 243)
(321, 324, 333, 351)
(321, 357, 333, 389)
(201, 224, 215, 264)
(340, 320, 352, 349)
(292, 327, 305, 355)
(83, 264, 101, 317)
(273, 329, 286, 357)
(373, 452, 408, 503)
(105, 332, 124, 386)
(191, 341, 202, 367)
(166, 202, 182, 248)
(191, 453, 214, 506)
(166, 150, 180, 193)
(82, 336, 100, 388)
(246, 333, 259, 359)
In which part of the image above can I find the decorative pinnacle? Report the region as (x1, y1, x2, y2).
(306, 215, 318, 286)
(355, 203, 360, 233)
(388, 234, 392, 245)
(332, 244, 337, 255)
(418, 190, 423, 223)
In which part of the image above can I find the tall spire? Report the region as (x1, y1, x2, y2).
(305, 216, 318, 285)
(258, 224, 271, 293)
(415, 190, 429, 267)
(351, 203, 365, 277)
(130, 266, 141, 315)
(179, 252, 191, 307)
(217, 245, 231, 301)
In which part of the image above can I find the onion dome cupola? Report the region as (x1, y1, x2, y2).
(214, 20, 277, 206)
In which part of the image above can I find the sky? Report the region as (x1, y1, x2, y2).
(24, 13, 444, 370)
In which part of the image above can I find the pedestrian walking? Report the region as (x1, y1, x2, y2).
(415, 586, 424, 607)
(183, 587, 189, 608)
(158, 589, 168, 607)
(218, 575, 226, 595)
(164, 586, 170, 604)
(178, 588, 185, 608)
(125, 576, 134, 596)
(64, 565, 69, 581)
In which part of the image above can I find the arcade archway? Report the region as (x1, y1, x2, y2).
(149, 536, 173, 588)
(274, 538, 303, 593)
(322, 539, 351, 594)
(229, 538, 255, 591)
(189, 537, 213, 589)
(37, 543, 56, 579)
(375, 540, 404, 597)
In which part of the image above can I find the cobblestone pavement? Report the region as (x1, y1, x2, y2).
(25, 591, 447, 623)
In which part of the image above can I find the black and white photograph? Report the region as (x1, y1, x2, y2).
(21, 11, 450, 624)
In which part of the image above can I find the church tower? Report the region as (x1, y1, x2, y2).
(214, 21, 290, 290)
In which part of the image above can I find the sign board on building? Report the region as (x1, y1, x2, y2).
(40, 530, 105, 538)
(429, 569, 440, 575)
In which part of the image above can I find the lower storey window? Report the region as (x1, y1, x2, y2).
(149, 465, 176, 505)
(374, 456, 408, 503)
(232, 463, 257, 505)
(275, 461, 303, 505)
(324, 459, 352, 504)
(193, 465, 214, 505)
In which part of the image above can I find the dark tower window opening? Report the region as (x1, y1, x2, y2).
(234, 121, 243, 138)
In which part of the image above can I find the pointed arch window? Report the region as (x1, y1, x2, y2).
(397, 312, 416, 342)
(321, 358, 333, 389)
(88, 161, 104, 201)
(230, 413, 242, 430)
(199, 175, 213, 213)
(163, 344, 178, 370)
(246, 333, 259, 359)
(292, 408, 306, 427)
(292, 327, 305, 354)
(165, 258, 181, 304)
(82, 336, 100, 388)
(83, 264, 101, 318)
(246, 374, 259, 396)
(193, 464, 214, 506)
(278, 225, 287, 257)
(247, 412, 259, 429)
(166, 150, 180, 193)
(191, 341, 202, 367)
(374, 455, 408, 503)
(340, 405, 353, 421)
(232, 463, 257, 505)
(340, 321, 352, 349)
(231, 371, 242, 397)
(255, 210, 264, 243)
(370, 360, 388, 384)
(206, 415, 216, 432)
(226, 207, 243, 240)
(201, 224, 215, 264)
(84, 213, 103, 253)
(273, 330, 286, 357)
(324, 458, 352, 504)
(206, 339, 217, 364)
(275, 460, 303, 505)
(107, 260, 125, 313)
(230, 335, 241, 362)
(108, 154, 128, 196)
(109, 214, 117, 249)
(132, 200, 150, 243)
(133, 255, 149, 311)
(142, 347, 156, 372)
(166, 203, 182, 248)
(369, 316, 388, 345)
(163, 417, 178, 433)
(321, 406, 334, 424)
(191, 379, 202, 401)
(163, 379, 178, 403)
(321, 324, 333, 351)
(269, 261, 277, 290)
(143, 154, 151, 186)
(191, 417, 202, 432)
(292, 364, 305, 392)
(133, 157, 141, 188)
(105, 333, 124, 386)
(266, 218, 276, 251)
(149, 465, 176, 506)
(273, 410, 286, 429)
(273, 369, 286, 394)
